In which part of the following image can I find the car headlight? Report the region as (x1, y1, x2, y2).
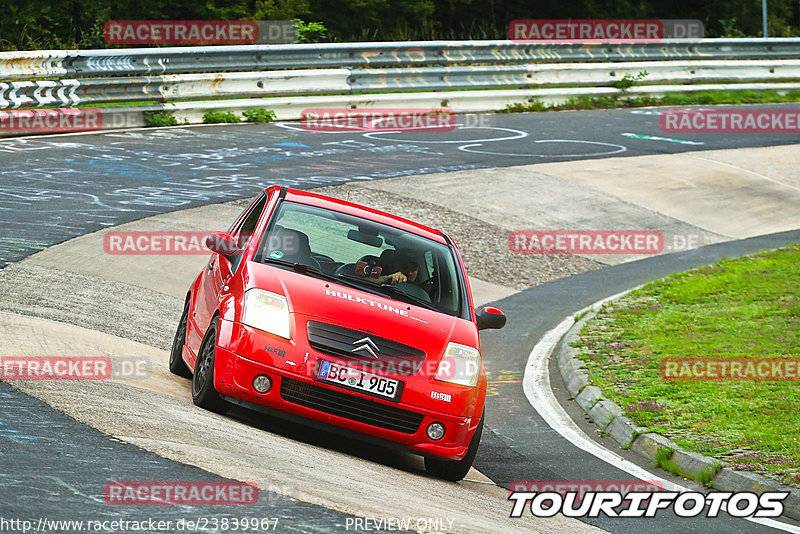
(435, 342, 481, 387)
(242, 289, 290, 339)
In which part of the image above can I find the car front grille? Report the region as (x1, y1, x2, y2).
(280, 377, 424, 434)
(306, 321, 426, 376)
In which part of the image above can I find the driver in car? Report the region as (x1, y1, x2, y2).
(370, 257, 419, 285)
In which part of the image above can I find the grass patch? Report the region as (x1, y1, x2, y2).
(615, 71, 649, 92)
(498, 89, 800, 113)
(575, 245, 800, 488)
(621, 429, 646, 450)
(574, 309, 590, 323)
(143, 111, 178, 127)
(653, 447, 722, 486)
(202, 111, 242, 124)
(701, 461, 725, 487)
(242, 108, 277, 123)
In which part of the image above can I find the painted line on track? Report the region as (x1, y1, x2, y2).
(459, 139, 627, 157)
(363, 127, 529, 144)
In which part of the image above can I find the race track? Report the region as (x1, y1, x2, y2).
(1, 107, 799, 533)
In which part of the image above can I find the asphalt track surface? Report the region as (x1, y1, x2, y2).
(1, 104, 799, 264)
(0, 382, 361, 533)
(1, 106, 799, 533)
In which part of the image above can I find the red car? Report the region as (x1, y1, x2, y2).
(169, 186, 506, 481)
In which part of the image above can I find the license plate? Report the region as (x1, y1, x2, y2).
(316, 360, 403, 402)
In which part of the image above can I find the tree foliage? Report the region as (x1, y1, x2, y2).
(1, 0, 798, 50)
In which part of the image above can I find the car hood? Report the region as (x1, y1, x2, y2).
(242, 261, 479, 356)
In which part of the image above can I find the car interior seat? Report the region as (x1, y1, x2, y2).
(271, 228, 321, 269)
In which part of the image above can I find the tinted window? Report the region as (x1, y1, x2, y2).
(256, 201, 463, 317)
(232, 194, 267, 249)
(226, 193, 268, 272)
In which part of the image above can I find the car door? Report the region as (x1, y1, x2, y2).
(190, 193, 269, 364)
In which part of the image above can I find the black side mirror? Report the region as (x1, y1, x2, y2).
(476, 305, 506, 330)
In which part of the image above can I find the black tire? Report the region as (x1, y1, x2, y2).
(191, 317, 229, 414)
(168, 300, 192, 378)
(425, 413, 484, 482)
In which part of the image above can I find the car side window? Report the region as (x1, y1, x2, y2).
(223, 193, 268, 274)
(424, 250, 434, 280)
(232, 194, 268, 250)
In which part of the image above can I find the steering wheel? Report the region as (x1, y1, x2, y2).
(312, 252, 335, 263)
(394, 282, 432, 303)
(418, 277, 435, 291)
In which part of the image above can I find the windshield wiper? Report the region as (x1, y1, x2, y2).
(376, 284, 440, 312)
(335, 272, 377, 286)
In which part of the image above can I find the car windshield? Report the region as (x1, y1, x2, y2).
(255, 201, 463, 317)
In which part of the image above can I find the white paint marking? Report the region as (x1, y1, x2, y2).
(363, 126, 528, 144)
(622, 132, 705, 146)
(274, 121, 348, 135)
(460, 139, 627, 157)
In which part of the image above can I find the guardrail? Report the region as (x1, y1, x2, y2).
(3, 39, 800, 81)
(1, 39, 799, 135)
(4, 60, 800, 109)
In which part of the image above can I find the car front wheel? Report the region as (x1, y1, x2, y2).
(168, 300, 192, 378)
(191, 317, 229, 414)
(424, 413, 484, 482)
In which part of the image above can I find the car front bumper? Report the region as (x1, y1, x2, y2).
(213, 318, 483, 461)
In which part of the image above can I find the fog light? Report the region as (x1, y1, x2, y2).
(253, 374, 272, 393)
(426, 422, 445, 441)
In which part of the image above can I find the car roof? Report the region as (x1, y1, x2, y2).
(277, 187, 449, 245)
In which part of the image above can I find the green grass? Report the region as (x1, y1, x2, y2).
(574, 309, 590, 323)
(202, 111, 242, 124)
(242, 108, 277, 123)
(143, 111, 178, 127)
(574, 245, 800, 488)
(499, 89, 800, 113)
(653, 447, 722, 486)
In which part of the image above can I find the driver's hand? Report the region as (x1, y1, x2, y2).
(387, 271, 407, 284)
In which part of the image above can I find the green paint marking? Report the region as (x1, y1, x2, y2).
(622, 133, 704, 145)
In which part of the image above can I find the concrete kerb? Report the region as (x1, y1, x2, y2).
(554, 297, 800, 521)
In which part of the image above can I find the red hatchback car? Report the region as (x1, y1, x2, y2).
(169, 186, 506, 480)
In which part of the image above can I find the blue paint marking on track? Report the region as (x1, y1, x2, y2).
(0, 423, 39, 440)
(272, 142, 311, 148)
